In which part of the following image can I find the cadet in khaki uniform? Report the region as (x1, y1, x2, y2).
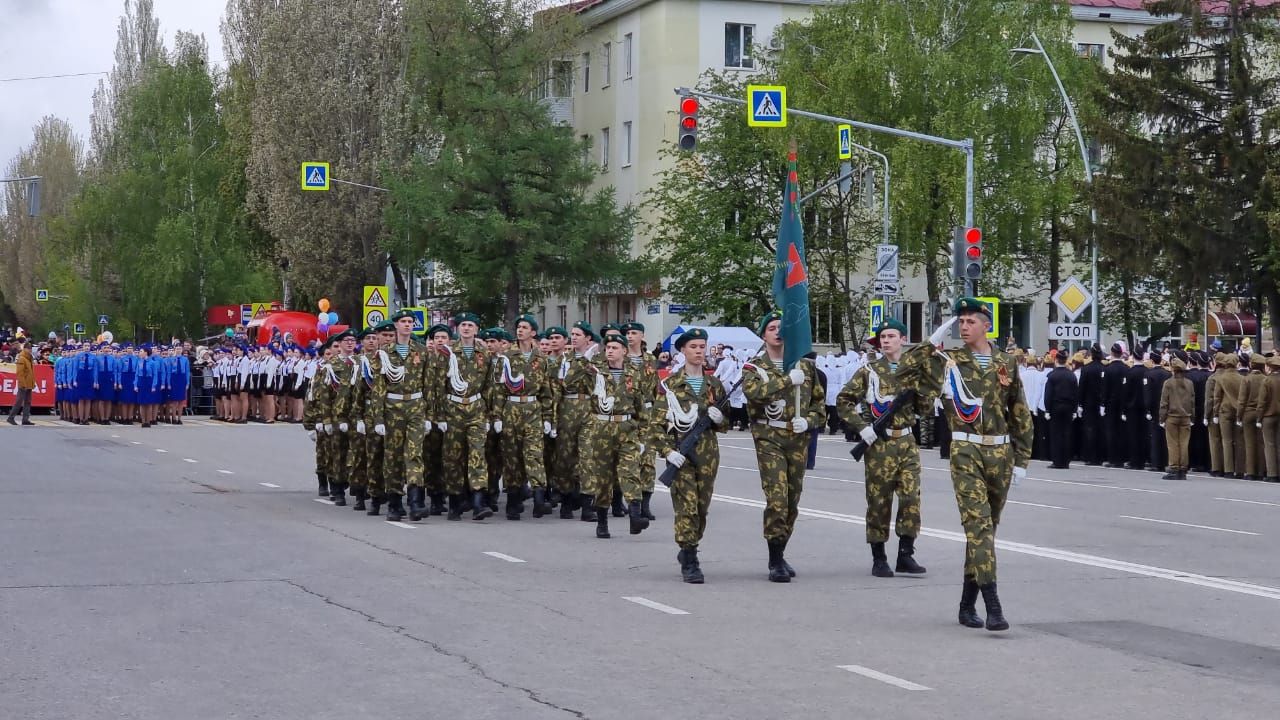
(556, 322, 599, 521)
(495, 314, 556, 520)
(1214, 353, 1244, 478)
(1205, 353, 1224, 476)
(442, 312, 494, 521)
(899, 298, 1033, 632)
(658, 328, 727, 584)
(372, 311, 434, 521)
(481, 328, 507, 513)
(303, 339, 338, 498)
(1262, 355, 1280, 482)
(836, 319, 928, 578)
(570, 333, 648, 538)
(364, 322, 397, 516)
(624, 321, 660, 521)
(346, 327, 379, 513)
(742, 310, 827, 584)
(1159, 355, 1194, 480)
(1238, 354, 1268, 480)
(542, 327, 568, 510)
(324, 330, 360, 506)
(423, 324, 452, 515)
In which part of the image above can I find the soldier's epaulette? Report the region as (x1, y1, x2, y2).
(743, 363, 756, 371)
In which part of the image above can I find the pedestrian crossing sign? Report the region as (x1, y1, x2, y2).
(869, 299, 885, 333)
(746, 85, 787, 128)
(403, 306, 427, 336)
(977, 296, 1000, 340)
(838, 125, 852, 160)
(73, 323, 85, 335)
(35, 289, 48, 302)
(300, 162, 330, 191)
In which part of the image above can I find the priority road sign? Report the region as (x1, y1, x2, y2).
(746, 85, 787, 128)
(838, 125, 852, 160)
(1051, 276, 1093, 322)
(301, 162, 330, 191)
(35, 289, 48, 302)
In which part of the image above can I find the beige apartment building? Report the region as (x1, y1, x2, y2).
(533, 0, 1172, 350)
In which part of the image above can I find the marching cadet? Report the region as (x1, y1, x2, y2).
(1159, 353, 1194, 480)
(362, 322, 396, 516)
(899, 298, 1033, 632)
(556, 322, 599, 521)
(1264, 355, 1280, 483)
(542, 327, 568, 509)
(570, 332, 648, 538)
(624, 321, 660, 520)
(372, 311, 433, 522)
(481, 329, 506, 513)
(657, 328, 728, 583)
(495, 314, 555, 520)
(345, 327, 378, 512)
(442, 312, 494, 521)
(303, 339, 338, 499)
(836, 318, 928, 578)
(423, 324, 452, 515)
(325, 330, 360, 505)
(1214, 353, 1243, 479)
(1239, 353, 1268, 481)
(742, 310, 826, 583)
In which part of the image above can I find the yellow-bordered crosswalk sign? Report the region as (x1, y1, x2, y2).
(747, 85, 787, 128)
(301, 162, 330, 191)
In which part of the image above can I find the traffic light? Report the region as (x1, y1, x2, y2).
(677, 96, 699, 151)
(952, 225, 983, 281)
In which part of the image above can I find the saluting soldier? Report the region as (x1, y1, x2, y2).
(624, 321, 660, 520)
(495, 314, 556, 520)
(836, 318, 929, 579)
(657, 328, 728, 583)
(742, 310, 826, 584)
(899, 298, 1033, 632)
(442, 312, 494, 520)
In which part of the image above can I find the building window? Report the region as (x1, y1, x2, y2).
(580, 134, 590, 164)
(623, 33, 633, 78)
(622, 121, 632, 167)
(551, 60, 573, 97)
(725, 23, 755, 69)
(582, 51, 590, 92)
(603, 41, 612, 86)
(558, 305, 567, 328)
(600, 126, 610, 169)
(1075, 43, 1104, 61)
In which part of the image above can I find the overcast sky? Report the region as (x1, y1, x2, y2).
(0, 0, 226, 172)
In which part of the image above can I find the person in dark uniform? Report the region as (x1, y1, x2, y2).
(1187, 351, 1211, 472)
(1043, 351, 1079, 469)
(1144, 351, 1171, 472)
(1102, 343, 1129, 467)
(1077, 346, 1105, 465)
(1125, 351, 1149, 470)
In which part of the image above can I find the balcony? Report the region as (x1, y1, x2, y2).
(540, 96, 574, 126)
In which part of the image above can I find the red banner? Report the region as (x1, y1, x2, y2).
(0, 363, 55, 408)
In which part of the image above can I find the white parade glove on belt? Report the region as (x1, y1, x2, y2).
(338, 422, 348, 432)
(859, 426, 878, 446)
(438, 421, 448, 433)
(791, 417, 809, 434)
(321, 423, 332, 434)
(666, 451, 686, 468)
(788, 368, 806, 386)
(1012, 466, 1026, 486)
(374, 424, 386, 436)
(1258, 421, 1263, 428)
(308, 430, 317, 441)
(549, 427, 557, 439)
(929, 316, 958, 346)
(1100, 407, 1106, 417)
(543, 420, 553, 435)
(425, 420, 433, 433)
(485, 421, 491, 433)
(493, 420, 503, 434)
(1212, 417, 1219, 425)
(707, 406, 724, 424)
(356, 420, 366, 434)
(1145, 413, 1151, 421)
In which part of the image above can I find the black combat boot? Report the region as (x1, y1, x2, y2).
(532, 488, 551, 518)
(580, 495, 597, 522)
(611, 488, 626, 517)
(628, 499, 650, 535)
(681, 546, 704, 584)
(317, 473, 329, 497)
(472, 491, 493, 520)
(641, 491, 656, 521)
(330, 483, 347, 507)
(560, 491, 576, 519)
(979, 582, 1009, 631)
(366, 495, 383, 516)
(1161, 468, 1179, 480)
(351, 487, 367, 512)
(408, 487, 428, 521)
(895, 536, 927, 574)
(428, 492, 446, 516)
(487, 490, 499, 512)
(385, 494, 405, 522)
(870, 542, 895, 578)
(505, 489, 523, 520)
(595, 508, 610, 539)
(779, 536, 796, 578)
(447, 494, 464, 521)
(958, 578, 984, 628)
(767, 540, 790, 583)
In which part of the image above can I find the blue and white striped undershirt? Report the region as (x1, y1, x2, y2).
(686, 376, 705, 396)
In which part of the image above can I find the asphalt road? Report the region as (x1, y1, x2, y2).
(3, 418, 1279, 719)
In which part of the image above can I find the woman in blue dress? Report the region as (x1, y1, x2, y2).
(117, 345, 137, 424)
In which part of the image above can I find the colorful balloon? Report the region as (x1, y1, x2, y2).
(317, 312, 327, 324)
(318, 298, 331, 313)
(317, 323, 329, 334)
(225, 328, 235, 338)
(327, 312, 338, 325)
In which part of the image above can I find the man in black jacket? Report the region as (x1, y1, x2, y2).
(1044, 351, 1080, 469)
(1125, 350, 1150, 470)
(1078, 345, 1106, 465)
(1102, 343, 1130, 467)
(1144, 351, 1171, 472)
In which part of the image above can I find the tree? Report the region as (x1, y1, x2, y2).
(384, 0, 638, 326)
(1092, 0, 1280, 344)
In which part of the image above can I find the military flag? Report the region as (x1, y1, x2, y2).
(771, 141, 813, 371)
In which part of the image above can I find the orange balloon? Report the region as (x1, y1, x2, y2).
(318, 298, 331, 313)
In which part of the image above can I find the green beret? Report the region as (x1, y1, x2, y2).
(332, 329, 357, 342)
(453, 311, 480, 326)
(426, 323, 452, 338)
(600, 323, 622, 336)
(572, 321, 598, 341)
(953, 297, 992, 320)
(603, 333, 627, 347)
(477, 328, 494, 341)
(516, 314, 539, 332)
(622, 321, 645, 333)
(493, 328, 513, 342)
(757, 310, 783, 337)
(320, 337, 336, 352)
(390, 309, 415, 323)
(546, 326, 568, 339)
(375, 321, 395, 333)
(875, 318, 908, 338)
(675, 327, 708, 350)
(358, 327, 376, 340)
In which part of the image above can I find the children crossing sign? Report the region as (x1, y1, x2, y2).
(362, 285, 389, 329)
(746, 85, 787, 128)
(300, 162, 330, 191)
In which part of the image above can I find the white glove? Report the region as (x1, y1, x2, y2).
(1100, 407, 1106, 417)
(321, 423, 332, 434)
(338, 422, 349, 432)
(1012, 466, 1026, 486)
(308, 430, 317, 441)
(485, 421, 492, 433)
(1159, 423, 1165, 429)
(374, 424, 386, 436)
(707, 406, 724, 424)
(859, 425, 878, 446)
(1237, 421, 1243, 427)
(788, 368, 806, 386)
(638, 443, 646, 455)
(666, 451, 686, 468)
(791, 417, 809, 434)
(929, 316, 958, 345)
(438, 421, 448, 433)
(1203, 418, 1209, 426)
(550, 428, 558, 438)
(1145, 413, 1151, 421)
(493, 420, 503, 434)
(1212, 417, 1219, 425)
(1257, 422, 1263, 428)
(543, 420, 553, 435)
(1076, 408, 1082, 418)
(356, 420, 366, 434)
(1121, 414, 1126, 422)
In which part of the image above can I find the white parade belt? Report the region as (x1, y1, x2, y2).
(593, 413, 632, 422)
(754, 419, 789, 429)
(562, 393, 584, 400)
(952, 432, 1009, 446)
(448, 393, 482, 405)
(386, 392, 422, 401)
(506, 395, 538, 403)
(884, 427, 913, 438)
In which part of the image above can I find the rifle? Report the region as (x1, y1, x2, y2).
(658, 375, 746, 487)
(848, 388, 917, 462)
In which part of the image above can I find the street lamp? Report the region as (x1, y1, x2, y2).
(1012, 33, 1099, 346)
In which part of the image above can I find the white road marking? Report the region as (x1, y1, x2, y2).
(183, 458, 198, 464)
(1119, 515, 1260, 536)
(837, 665, 931, 691)
(155, 449, 168, 454)
(313, 498, 335, 505)
(1215, 497, 1280, 508)
(483, 551, 526, 563)
(654, 487, 1280, 601)
(720, 464, 862, 485)
(1007, 500, 1066, 510)
(386, 521, 417, 530)
(130, 441, 142, 445)
(622, 596, 689, 615)
(1005, 476, 1168, 494)
(217, 469, 234, 475)
(259, 482, 281, 488)
(111, 434, 120, 438)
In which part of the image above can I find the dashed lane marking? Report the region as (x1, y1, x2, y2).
(622, 596, 689, 615)
(483, 551, 526, 563)
(1119, 515, 1260, 536)
(837, 665, 931, 691)
(259, 482, 281, 488)
(1215, 497, 1280, 508)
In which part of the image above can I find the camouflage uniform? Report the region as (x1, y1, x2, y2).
(360, 350, 386, 507)
(555, 351, 595, 516)
(494, 346, 554, 515)
(484, 352, 504, 504)
(656, 368, 727, 550)
(569, 357, 646, 536)
(441, 341, 492, 516)
(302, 359, 334, 497)
(629, 352, 660, 518)
(421, 347, 448, 512)
(326, 354, 359, 495)
(372, 341, 431, 517)
(343, 349, 376, 507)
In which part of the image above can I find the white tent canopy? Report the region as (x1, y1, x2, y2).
(662, 325, 763, 353)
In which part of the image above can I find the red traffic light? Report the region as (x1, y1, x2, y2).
(964, 227, 982, 244)
(681, 116, 697, 130)
(966, 246, 981, 259)
(680, 97, 699, 114)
